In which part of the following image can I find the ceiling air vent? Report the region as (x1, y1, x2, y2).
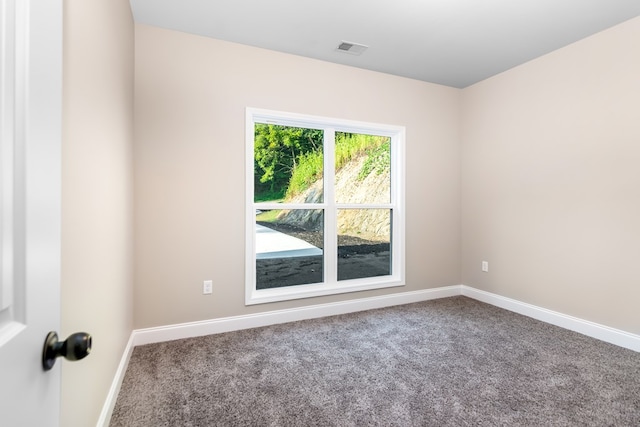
(336, 41, 368, 56)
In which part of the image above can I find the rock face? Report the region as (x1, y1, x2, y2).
(276, 156, 391, 242)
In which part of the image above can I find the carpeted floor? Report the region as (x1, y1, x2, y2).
(110, 296, 640, 426)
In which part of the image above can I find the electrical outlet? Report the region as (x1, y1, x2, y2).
(203, 280, 213, 294)
(482, 261, 489, 272)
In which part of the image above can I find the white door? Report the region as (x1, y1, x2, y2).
(0, 0, 63, 426)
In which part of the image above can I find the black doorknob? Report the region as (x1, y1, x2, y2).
(42, 331, 92, 371)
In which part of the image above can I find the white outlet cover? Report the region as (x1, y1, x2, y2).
(203, 280, 213, 294)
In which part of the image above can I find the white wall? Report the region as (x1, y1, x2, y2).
(133, 24, 461, 328)
(61, 0, 134, 425)
(461, 17, 640, 334)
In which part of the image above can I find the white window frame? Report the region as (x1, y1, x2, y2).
(245, 108, 405, 305)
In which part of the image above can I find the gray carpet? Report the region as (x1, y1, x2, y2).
(110, 296, 640, 426)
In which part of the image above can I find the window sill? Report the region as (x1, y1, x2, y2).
(245, 276, 405, 305)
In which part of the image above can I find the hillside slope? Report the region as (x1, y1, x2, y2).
(277, 156, 391, 242)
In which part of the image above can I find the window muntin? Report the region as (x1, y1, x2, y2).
(246, 108, 405, 305)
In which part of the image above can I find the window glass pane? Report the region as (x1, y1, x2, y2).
(254, 124, 323, 203)
(335, 132, 390, 204)
(337, 209, 391, 281)
(256, 209, 323, 289)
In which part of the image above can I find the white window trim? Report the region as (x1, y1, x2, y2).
(245, 108, 406, 305)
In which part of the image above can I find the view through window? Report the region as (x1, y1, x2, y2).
(246, 109, 405, 304)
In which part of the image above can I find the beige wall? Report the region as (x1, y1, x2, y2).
(134, 24, 461, 328)
(55, 8, 640, 425)
(61, 0, 134, 426)
(461, 17, 640, 334)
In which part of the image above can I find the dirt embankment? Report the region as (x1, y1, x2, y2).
(272, 156, 391, 242)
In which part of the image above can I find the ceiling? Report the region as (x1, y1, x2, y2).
(129, 0, 640, 88)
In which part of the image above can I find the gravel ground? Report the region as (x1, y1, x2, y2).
(256, 221, 391, 290)
(257, 221, 389, 251)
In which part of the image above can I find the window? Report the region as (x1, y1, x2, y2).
(246, 108, 405, 304)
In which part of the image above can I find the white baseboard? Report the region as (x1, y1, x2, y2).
(96, 334, 136, 427)
(131, 286, 461, 346)
(461, 285, 640, 352)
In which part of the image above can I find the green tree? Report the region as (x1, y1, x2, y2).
(254, 124, 323, 200)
